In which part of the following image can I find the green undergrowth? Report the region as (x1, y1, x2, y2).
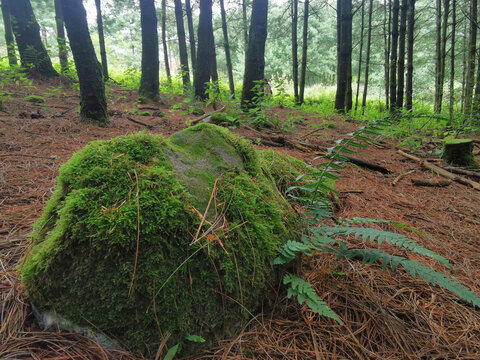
(21, 124, 303, 358)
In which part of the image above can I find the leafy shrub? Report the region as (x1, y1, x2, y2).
(24, 95, 45, 103)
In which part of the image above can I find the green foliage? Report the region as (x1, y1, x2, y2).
(283, 274, 342, 324)
(24, 95, 45, 103)
(139, 111, 150, 116)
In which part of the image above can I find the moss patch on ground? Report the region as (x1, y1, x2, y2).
(21, 124, 304, 358)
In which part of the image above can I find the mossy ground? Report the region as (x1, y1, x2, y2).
(21, 124, 304, 358)
(441, 139, 478, 167)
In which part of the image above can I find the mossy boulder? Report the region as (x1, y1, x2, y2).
(441, 138, 478, 168)
(24, 95, 46, 103)
(21, 124, 304, 358)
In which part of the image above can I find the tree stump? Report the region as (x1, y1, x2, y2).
(441, 139, 478, 168)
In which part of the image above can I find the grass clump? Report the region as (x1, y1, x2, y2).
(21, 124, 304, 358)
(24, 95, 45, 103)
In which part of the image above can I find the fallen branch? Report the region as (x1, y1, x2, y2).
(190, 105, 226, 125)
(412, 178, 452, 187)
(398, 150, 480, 191)
(442, 166, 480, 179)
(392, 169, 415, 186)
(245, 136, 284, 147)
(126, 116, 154, 129)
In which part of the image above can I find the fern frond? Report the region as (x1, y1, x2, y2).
(327, 227, 451, 269)
(283, 274, 342, 323)
(336, 248, 480, 308)
(274, 241, 315, 265)
(347, 217, 427, 237)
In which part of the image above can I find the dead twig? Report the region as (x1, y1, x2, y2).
(125, 116, 154, 129)
(392, 170, 415, 186)
(190, 105, 226, 125)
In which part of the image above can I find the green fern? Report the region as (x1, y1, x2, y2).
(283, 274, 342, 324)
(336, 247, 480, 308)
(326, 227, 451, 269)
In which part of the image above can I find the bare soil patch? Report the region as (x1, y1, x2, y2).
(1, 79, 479, 359)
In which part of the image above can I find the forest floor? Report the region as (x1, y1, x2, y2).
(1, 78, 480, 359)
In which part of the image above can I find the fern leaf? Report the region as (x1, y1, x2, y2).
(328, 227, 451, 269)
(337, 248, 480, 308)
(274, 241, 314, 265)
(283, 274, 342, 323)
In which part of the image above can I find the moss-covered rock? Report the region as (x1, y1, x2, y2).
(441, 138, 478, 167)
(25, 95, 45, 103)
(21, 124, 303, 358)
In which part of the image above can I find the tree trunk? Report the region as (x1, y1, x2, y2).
(94, 0, 108, 81)
(139, 0, 160, 100)
(335, 0, 353, 113)
(174, 0, 190, 90)
(242, 0, 249, 53)
(396, 0, 407, 108)
(389, 0, 399, 111)
(355, 0, 365, 112)
(1, 0, 17, 66)
(464, 0, 476, 114)
(54, 0, 68, 74)
(384, 0, 391, 108)
(361, 0, 373, 112)
(161, 0, 171, 83)
(448, 0, 455, 121)
(439, 0, 449, 111)
(299, 0, 309, 104)
(9, 0, 57, 77)
(61, 0, 108, 125)
(219, 0, 235, 98)
(241, 0, 268, 108)
(434, 0, 442, 112)
(405, 0, 415, 111)
(185, 0, 196, 74)
(461, 16, 467, 112)
(194, 0, 215, 100)
(291, 0, 299, 103)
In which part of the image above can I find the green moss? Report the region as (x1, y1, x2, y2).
(441, 138, 478, 167)
(139, 111, 150, 116)
(188, 106, 205, 116)
(137, 96, 148, 104)
(21, 124, 304, 358)
(25, 95, 45, 103)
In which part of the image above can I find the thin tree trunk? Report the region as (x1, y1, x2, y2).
(396, 0, 407, 108)
(139, 0, 160, 100)
(194, 0, 215, 100)
(361, 0, 373, 112)
(464, 0, 476, 114)
(461, 15, 467, 112)
(241, 0, 268, 108)
(9, 0, 57, 77)
(299, 0, 309, 104)
(385, 0, 391, 108)
(161, 0, 171, 83)
(335, 0, 352, 113)
(292, 0, 299, 103)
(219, 0, 235, 98)
(242, 0, 249, 52)
(448, 0, 455, 121)
(185, 0, 196, 73)
(389, 0, 399, 111)
(174, 0, 190, 90)
(405, 0, 415, 111)
(473, 3, 480, 113)
(54, 0, 68, 73)
(439, 0, 450, 111)
(94, 0, 108, 81)
(355, 0, 365, 112)
(61, 0, 108, 125)
(434, 0, 442, 112)
(1, 0, 17, 66)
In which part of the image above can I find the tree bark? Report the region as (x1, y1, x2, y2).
(242, 0, 249, 53)
(1, 0, 17, 66)
(355, 0, 365, 112)
(389, 0, 399, 111)
(396, 0, 407, 108)
(299, 0, 309, 104)
(291, 0, 299, 103)
(139, 0, 160, 101)
(464, 0, 476, 114)
(335, 0, 353, 113)
(361, 0, 373, 112)
(94, 0, 108, 81)
(54, 0, 68, 74)
(185, 0, 196, 74)
(9, 0, 57, 77)
(174, 0, 191, 90)
(434, 0, 442, 112)
(161, 0, 171, 83)
(219, 0, 235, 98)
(61, 0, 108, 125)
(405, 0, 415, 111)
(448, 0, 456, 121)
(241, 0, 268, 108)
(194, 0, 215, 100)
(385, 0, 391, 108)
